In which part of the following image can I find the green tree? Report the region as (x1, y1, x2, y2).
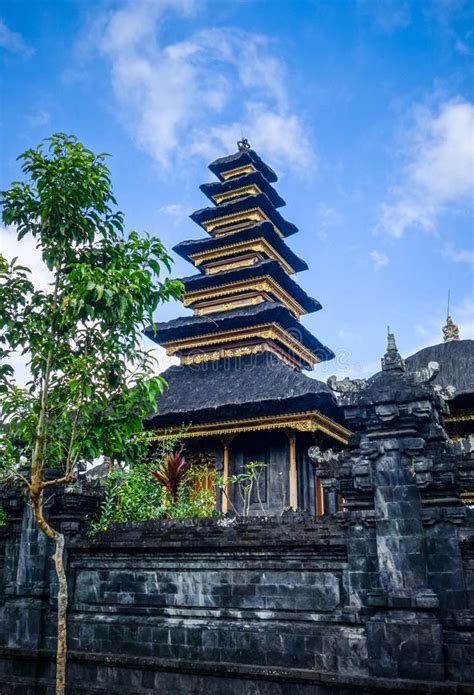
(0, 134, 182, 695)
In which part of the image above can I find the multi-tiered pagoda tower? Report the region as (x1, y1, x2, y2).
(145, 141, 350, 515)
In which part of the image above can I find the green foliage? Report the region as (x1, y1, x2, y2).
(218, 461, 267, 516)
(151, 446, 191, 501)
(159, 463, 217, 519)
(0, 508, 7, 527)
(0, 133, 183, 483)
(89, 442, 217, 535)
(88, 459, 164, 535)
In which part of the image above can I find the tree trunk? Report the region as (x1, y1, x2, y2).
(31, 490, 68, 695)
(53, 533, 67, 695)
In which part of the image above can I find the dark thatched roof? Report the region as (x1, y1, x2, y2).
(190, 193, 298, 237)
(208, 149, 277, 183)
(405, 339, 474, 399)
(200, 171, 285, 208)
(173, 221, 308, 274)
(179, 259, 321, 314)
(145, 301, 334, 363)
(145, 351, 340, 428)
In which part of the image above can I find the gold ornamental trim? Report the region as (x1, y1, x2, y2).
(194, 293, 268, 316)
(202, 208, 284, 239)
(191, 237, 295, 275)
(212, 220, 262, 237)
(163, 321, 320, 367)
(205, 255, 260, 275)
(221, 164, 256, 180)
(212, 184, 261, 204)
(446, 409, 474, 423)
(149, 410, 352, 445)
(180, 342, 302, 370)
(461, 492, 474, 505)
(183, 274, 305, 318)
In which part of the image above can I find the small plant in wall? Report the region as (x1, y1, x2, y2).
(218, 461, 266, 517)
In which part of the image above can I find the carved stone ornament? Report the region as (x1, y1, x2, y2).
(442, 315, 460, 342)
(433, 384, 456, 401)
(327, 375, 367, 394)
(413, 360, 440, 384)
(308, 446, 340, 464)
(381, 332, 405, 371)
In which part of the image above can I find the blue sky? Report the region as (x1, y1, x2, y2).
(1, 0, 473, 381)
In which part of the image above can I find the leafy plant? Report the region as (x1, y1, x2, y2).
(0, 134, 182, 695)
(150, 446, 217, 519)
(88, 459, 165, 535)
(163, 471, 217, 519)
(89, 439, 217, 532)
(218, 461, 266, 517)
(152, 445, 191, 502)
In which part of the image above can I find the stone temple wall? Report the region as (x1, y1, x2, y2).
(0, 492, 471, 694)
(0, 349, 473, 694)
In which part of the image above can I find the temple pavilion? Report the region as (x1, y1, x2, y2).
(145, 141, 351, 516)
(404, 317, 474, 442)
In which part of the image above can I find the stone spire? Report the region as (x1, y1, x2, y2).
(381, 330, 405, 372)
(442, 315, 460, 342)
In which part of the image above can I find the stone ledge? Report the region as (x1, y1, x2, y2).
(0, 646, 466, 694)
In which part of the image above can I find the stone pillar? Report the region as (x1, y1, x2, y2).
(342, 335, 446, 681)
(4, 503, 51, 650)
(1, 477, 103, 657)
(366, 433, 444, 681)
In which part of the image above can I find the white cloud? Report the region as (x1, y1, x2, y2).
(0, 227, 178, 384)
(85, 0, 314, 173)
(0, 225, 52, 291)
(312, 348, 379, 381)
(370, 249, 389, 271)
(455, 38, 471, 55)
(189, 102, 315, 173)
(26, 109, 51, 128)
(158, 202, 189, 226)
(454, 297, 474, 339)
(376, 98, 474, 238)
(410, 295, 474, 354)
(444, 244, 474, 265)
(141, 334, 179, 375)
(0, 226, 53, 387)
(358, 0, 411, 32)
(314, 203, 343, 241)
(0, 19, 32, 56)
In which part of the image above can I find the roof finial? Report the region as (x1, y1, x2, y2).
(382, 329, 405, 372)
(442, 315, 460, 342)
(442, 290, 460, 342)
(237, 137, 251, 152)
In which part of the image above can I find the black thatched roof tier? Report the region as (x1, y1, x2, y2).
(144, 351, 340, 428)
(405, 339, 474, 404)
(173, 222, 308, 274)
(180, 259, 320, 314)
(190, 193, 298, 238)
(200, 170, 285, 208)
(145, 301, 334, 362)
(208, 149, 277, 183)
